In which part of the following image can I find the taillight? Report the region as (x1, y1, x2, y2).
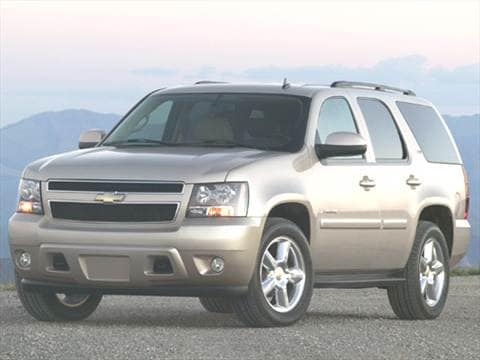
(463, 166, 469, 219)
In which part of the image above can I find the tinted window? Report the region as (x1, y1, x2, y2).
(358, 98, 405, 160)
(104, 94, 310, 152)
(397, 102, 460, 164)
(316, 97, 357, 143)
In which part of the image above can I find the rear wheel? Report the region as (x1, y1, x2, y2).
(232, 218, 313, 327)
(199, 297, 234, 313)
(387, 221, 449, 320)
(15, 273, 102, 321)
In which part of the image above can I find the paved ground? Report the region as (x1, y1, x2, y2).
(0, 276, 479, 360)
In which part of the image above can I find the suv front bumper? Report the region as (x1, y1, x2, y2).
(9, 214, 264, 296)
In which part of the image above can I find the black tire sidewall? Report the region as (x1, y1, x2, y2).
(199, 297, 234, 313)
(15, 272, 102, 321)
(41, 292, 103, 321)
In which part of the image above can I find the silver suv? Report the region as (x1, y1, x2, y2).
(9, 81, 470, 327)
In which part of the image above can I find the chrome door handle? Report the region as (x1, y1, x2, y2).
(359, 176, 376, 190)
(406, 175, 422, 187)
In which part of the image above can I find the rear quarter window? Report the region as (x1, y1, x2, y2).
(396, 102, 461, 164)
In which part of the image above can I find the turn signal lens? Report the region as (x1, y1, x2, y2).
(206, 206, 234, 217)
(18, 201, 33, 213)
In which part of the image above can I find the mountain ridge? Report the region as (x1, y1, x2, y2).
(0, 109, 120, 130)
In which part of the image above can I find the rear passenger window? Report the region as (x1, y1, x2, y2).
(397, 102, 460, 164)
(358, 98, 406, 160)
(316, 97, 358, 143)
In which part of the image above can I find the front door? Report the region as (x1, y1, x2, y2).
(311, 96, 382, 272)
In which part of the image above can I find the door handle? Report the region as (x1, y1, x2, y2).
(359, 176, 376, 190)
(406, 175, 422, 187)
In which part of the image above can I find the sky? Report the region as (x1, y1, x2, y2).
(1, 0, 479, 126)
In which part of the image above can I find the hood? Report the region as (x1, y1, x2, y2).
(23, 146, 280, 183)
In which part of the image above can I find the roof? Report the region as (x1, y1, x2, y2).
(156, 83, 323, 97)
(152, 82, 432, 106)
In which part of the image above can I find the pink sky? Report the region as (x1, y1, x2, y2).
(2, 1, 478, 69)
(1, 0, 479, 123)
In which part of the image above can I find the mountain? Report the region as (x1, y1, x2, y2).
(0, 109, 120, 169)
(0, 110, 120, 282)
(0, 110, 479, 282)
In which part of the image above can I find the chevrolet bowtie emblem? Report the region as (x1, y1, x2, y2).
(95, 192, 125, 203)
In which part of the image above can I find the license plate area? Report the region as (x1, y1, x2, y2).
(79, 255, 130, 282)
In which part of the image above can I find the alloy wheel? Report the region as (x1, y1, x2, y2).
(259, 236, 306, 313)
(419, 238, 446, 307)
(56, 293, 91, 308)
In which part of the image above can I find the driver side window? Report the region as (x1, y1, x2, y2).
(316, 97, 358, 144)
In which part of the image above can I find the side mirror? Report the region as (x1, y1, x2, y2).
(315, 132, 367, 160)
(79, 129, 106, 149)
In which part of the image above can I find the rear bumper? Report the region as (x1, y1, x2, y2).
(450, 219, 471, 267)
(9, 213, 263, 295)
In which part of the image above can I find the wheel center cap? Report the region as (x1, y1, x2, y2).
(424, 264, 432, 276)
(427, 272, 435, 283)
(274, 267, 285, 280)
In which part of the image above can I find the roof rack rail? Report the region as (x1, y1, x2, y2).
(330, 81, 416, 96)
(194, 80, 228, 85)
(301, 83, 329, 87)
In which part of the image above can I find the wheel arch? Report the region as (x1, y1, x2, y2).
(264, 198, 314, 244)
(415, 202, 455, 257)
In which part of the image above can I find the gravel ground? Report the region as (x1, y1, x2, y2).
(0, 276, 479, 360)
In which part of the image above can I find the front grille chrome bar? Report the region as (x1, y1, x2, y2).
(48, 180, 184, 194)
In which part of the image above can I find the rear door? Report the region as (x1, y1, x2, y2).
(355, 97, 417, 270)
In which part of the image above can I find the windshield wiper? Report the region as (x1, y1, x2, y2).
(103, 138, 177, 147)
(104, 138, 274, 151)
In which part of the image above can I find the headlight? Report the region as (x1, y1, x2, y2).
(17, 179, 43, 214)
(187, 182, 248, 217)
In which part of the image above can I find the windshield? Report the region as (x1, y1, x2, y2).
(102, 93, 310, 152)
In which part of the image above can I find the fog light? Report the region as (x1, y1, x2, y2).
(211, 257, 225, 273)
(18, 252, 31, 268)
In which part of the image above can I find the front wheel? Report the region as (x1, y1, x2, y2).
(232, 218, 313, 327)
(15, 273, 102, 321)
(198, 297, 234, 313)
(387, 221, 449, 320)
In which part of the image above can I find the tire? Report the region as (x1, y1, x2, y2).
(387, 220, 450, 320)
(199, 297, 234, 313)
(15, 272, 102, 322)
(232, 218, 313, 327)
